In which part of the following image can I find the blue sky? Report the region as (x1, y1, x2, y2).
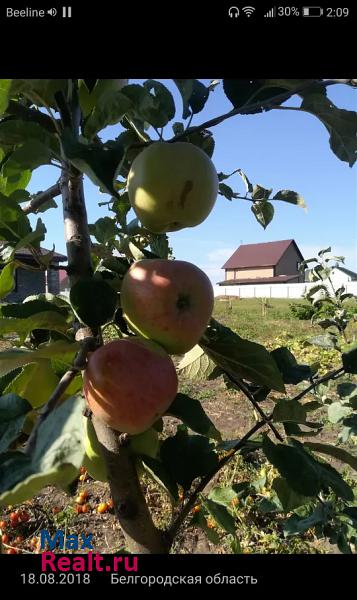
(28, 80, 357, 284)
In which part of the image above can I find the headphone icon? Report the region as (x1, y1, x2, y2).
(228, 6, 240, 17)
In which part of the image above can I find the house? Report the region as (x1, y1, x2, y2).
(1, 246, 67, 303)
(218, 239, 305, 286)
(305, 265, 357, 287)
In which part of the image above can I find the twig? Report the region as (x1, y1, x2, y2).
(225, 373, 284, 442)
(292, 366, 345, 402)
(22, 182, 61, 215)
(168, 79, 348, 143)
(25, 336, 97, 455)
(168, 419, 266, 542)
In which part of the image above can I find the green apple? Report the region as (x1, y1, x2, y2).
(131, 428, 160, 459)
(82, 417, 108, 482)
(127, 142, 219, 233)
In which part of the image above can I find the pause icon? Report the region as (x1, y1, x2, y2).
(264, 7, 276, 17)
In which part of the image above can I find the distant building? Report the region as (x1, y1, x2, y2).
(305, 265, 357, 287)
(1, 246, 67, 302)
(218, 239, 305, 286)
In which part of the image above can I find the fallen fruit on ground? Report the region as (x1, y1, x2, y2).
(127, 141, 218, 233)
(83, 337, 178, 433)
(97, 503, 108, 514)
(121, 259, 214, 354)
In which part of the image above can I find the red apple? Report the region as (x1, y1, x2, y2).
(120, 259, 214, 354)
(83, 337, 178, 434)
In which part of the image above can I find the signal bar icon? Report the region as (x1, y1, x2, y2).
(264, 7, 276, 17)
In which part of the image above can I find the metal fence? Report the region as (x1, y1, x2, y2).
(213, 281, 357, 299)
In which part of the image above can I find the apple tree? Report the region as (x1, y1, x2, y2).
(0, 79, 357, 554)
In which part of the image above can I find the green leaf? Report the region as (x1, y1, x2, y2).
(0, 311, 70, 343)
(0, 262, 16, 299)
(0, 298, 69, 319)
(0, 193, 31, 242)
(13, 217, 46, 250)
(173, 79, 209, 118)
(2, 140, 52, 176)
(271, 347, 312, 384)
(61, 129, 124, 197)
(0, 340, 79, 377)
(0, 394, 32, 452)
(4, 360, 59, 409)
(327, 402, 352, 424)
(283, 503, 329, 537)
(306, 333, 338, 349)
(200, 319, 285, 393)
(149, 234, 170, 259)
(304, 442, 357, 473)
(183, 128, 215, 158)
(70, 278, 117, 327)
(283, 422, 323, 438)
(0, 394, 85, 505)
(140, 456, 178, 501)
(0, 120, 60, 155)
(272, 399, 307, 424)
(251, 201, 274, 229)
(301, 92, 357, 166)
(84, 90, 132, 138)
(219, 182, 234, 200)
(160, 429, 218, 490)
(143, 80, 176, 127)
(273, 189, 307, 208)
(167, 394, 222, 441)
(264, 436, 354, 501)
(223, 79, 304, 112)
(0, 80, 12, 114)
(0, 169, 31, 197)
(252, 184, 272, 200)
(192, 510, 220, 544)
(89, 216, 118, 244)
(342, 342, 357, 374)
(203, 498, 236, 535)
(177, 345, 222, 381)
(208, 486, 239, 508)
(10, 79, 68, 108)
(272, 477, 311, 512)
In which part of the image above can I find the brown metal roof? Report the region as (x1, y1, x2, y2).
(218, 274, 301, 286)
(222, 240, 303, 269)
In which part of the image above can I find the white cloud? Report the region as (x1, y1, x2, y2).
(207, 247, 235, 263)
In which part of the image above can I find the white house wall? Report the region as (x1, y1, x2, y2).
(213, 281, 357, 299)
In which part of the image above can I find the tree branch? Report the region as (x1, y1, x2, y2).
(168, 419, 266, 543)
(292, 366, 345, 402)
(25, 337, 97, 455)
(22, 182, 61, 215)
(225, 373, 284, 442)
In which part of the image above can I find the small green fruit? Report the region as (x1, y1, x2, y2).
(82, 417, 108, 482)
(131, 428, 159, 459)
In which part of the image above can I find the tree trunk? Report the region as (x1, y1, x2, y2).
(61, 161, 167, 554)
(92, 416, 169, 554)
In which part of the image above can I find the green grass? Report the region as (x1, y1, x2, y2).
(213, 298, 357, 346)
